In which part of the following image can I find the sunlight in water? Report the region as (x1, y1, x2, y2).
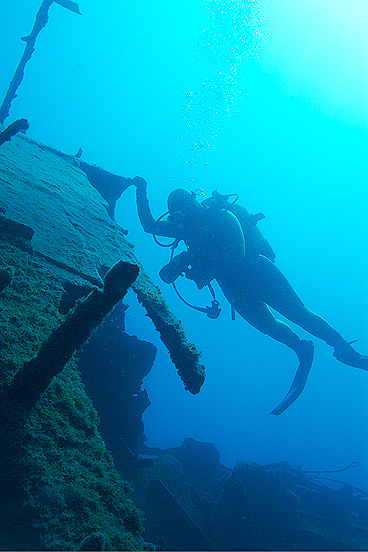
(180, 0, 264, 159)
(180, 0, 368, 163)
(260, 0, 368, 123)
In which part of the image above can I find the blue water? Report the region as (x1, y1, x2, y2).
(2, 0, 368, 491)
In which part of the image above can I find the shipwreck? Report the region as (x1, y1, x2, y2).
(0, 128, 368, 551)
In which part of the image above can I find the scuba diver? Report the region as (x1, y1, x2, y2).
(131, 176, 368, 414)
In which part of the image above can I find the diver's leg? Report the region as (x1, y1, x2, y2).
(253, 255, 368, 370)
(232, 294, 314, 414)
(252, 255, 344, 344)
(233, 295, 313, 363)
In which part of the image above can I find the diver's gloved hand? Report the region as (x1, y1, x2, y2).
(132, 176, 147, 189)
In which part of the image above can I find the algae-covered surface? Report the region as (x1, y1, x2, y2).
(0, 241, 70, 373)
(0, 244, 148, 550)
(0, 135, 151, 550)
(0, 132, 137, 282)
(2, 363, 146, 551)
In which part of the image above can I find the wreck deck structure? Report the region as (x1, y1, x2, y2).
(0, 129, 203, 550)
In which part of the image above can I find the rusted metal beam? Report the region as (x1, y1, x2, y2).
(0, 0, 81, 124)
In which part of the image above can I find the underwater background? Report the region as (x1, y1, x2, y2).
(1, 0, 367, 494)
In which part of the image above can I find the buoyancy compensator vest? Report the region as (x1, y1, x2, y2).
(156, 190, 275, 318)
(201, 190, 276, 262)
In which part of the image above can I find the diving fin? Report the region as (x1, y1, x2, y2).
(270, 340, 314, 415)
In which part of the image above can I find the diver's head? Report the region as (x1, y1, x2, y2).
(167, 188, 200, 216)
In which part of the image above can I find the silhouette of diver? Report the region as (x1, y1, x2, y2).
(131, 177, 368, 413)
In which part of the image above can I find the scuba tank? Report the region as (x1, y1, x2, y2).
(201, 190, 276, 262)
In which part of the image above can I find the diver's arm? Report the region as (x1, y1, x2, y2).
(133, 176, 157, 233)
(133, 176, 179, 238)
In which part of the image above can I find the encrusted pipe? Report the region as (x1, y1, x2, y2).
(133, 273, 205, 395)
(1, 260, 139, 415)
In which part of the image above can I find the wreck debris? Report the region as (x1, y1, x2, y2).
(133, 276, 205, 395)
(0, 118, 29, 147)
(58, 281, 92, 314)
(0, 0, 81, 124)
(76, 160, 132, 220)
(145, 479, 212, 550)
(77, 532, 106, 551)
(0, 213, 34, 241)
(53, 0, 81, 14)
(77, 301, 156, 474)
(1, 260, 139, 415)
(136, 439, 368, 551)
(0, 268, 13, 293)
